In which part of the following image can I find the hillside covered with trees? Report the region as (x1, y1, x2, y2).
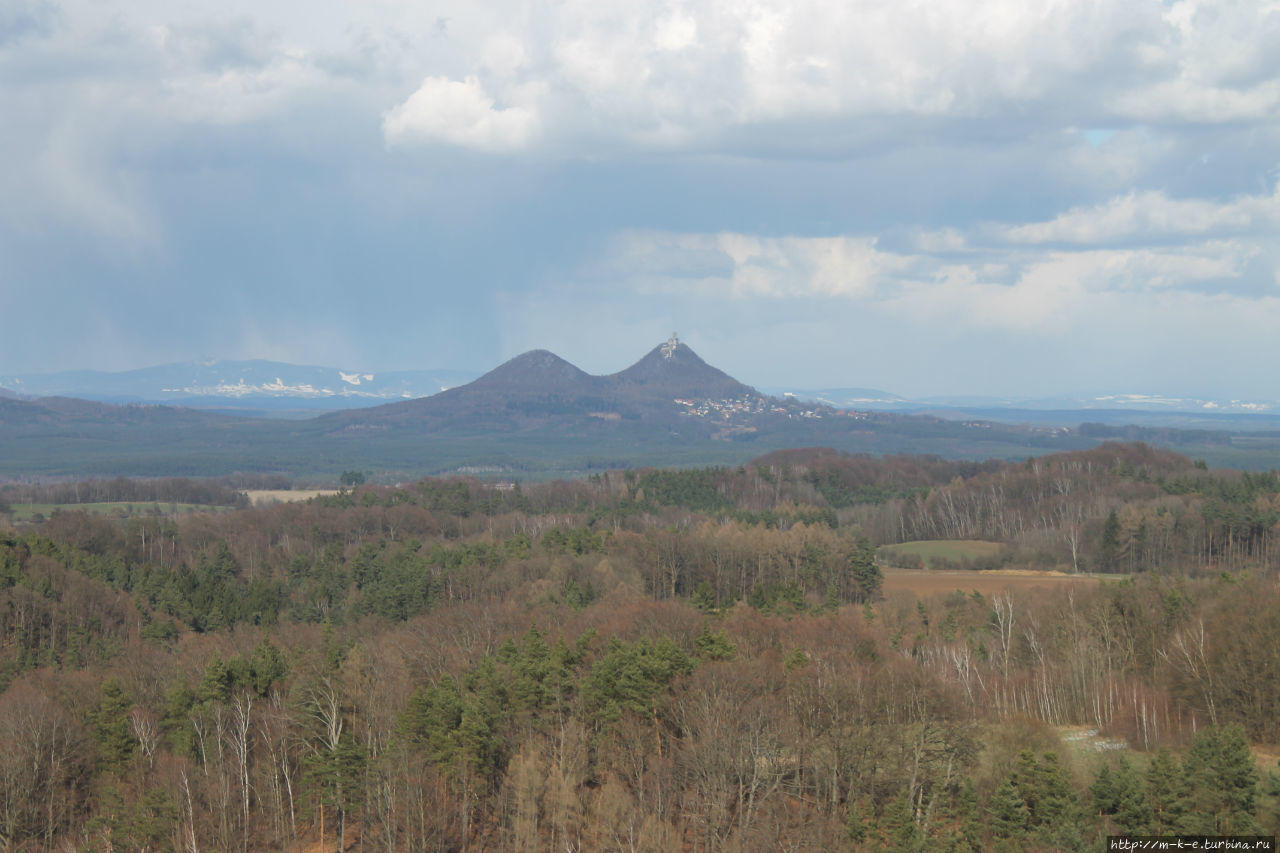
(0, 443, 1278, 850)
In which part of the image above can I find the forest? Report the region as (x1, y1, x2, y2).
(0, 442, 1278, 851)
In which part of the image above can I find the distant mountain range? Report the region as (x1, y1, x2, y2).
(0, 337, 820, 478)
(4, 338, 1280, 479)
(773, 387, 1280, 418)
(8, 357, 1279, 427)
(0, 360, 477, 414)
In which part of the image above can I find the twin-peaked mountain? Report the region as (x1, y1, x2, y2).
(3, 338, 1254, 479)
(319, 340, 761, 434)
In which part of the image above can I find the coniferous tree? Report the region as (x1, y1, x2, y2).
(952, 779, 984, 853)
(1101, 510, 1122, 571)
(1262, 766, 1280, 827)
(400, 677, 464, 764)
(694, 623, 736, 661)
(845, 799, 871, 846)
(844, 535, 883, 603)
(199, 653, 233, 704)
(160, 679, 197, 758)
(249, 633, 288, 696)
(1145, 748, 1188, 835)
(304, 730, 367, 852)
(1182, 724, 1261, 834)
(93, 679, 135, 772)
(691, 580, 716, 613)
(1031, 751, 1085, 851)
(884, 789, 924, 853)
(1112, 756, 1151, 835)
(1091, 764, 1117, 817)
(987, 776, 1029, 848)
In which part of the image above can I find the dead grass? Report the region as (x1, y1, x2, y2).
(883, 567, 1102, 598)
(244, 489, 339, 506)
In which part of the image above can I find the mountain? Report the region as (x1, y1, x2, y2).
(7, 338, 1280, 480)
(607, 338, 754, 401)
(319, 336, 767, 435)
(466, 350, 602, 396)
(0, 360, 478, 413)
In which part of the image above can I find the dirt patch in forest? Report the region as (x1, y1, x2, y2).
(244, 489, 338, 506)
(883, 568, 1103, 598)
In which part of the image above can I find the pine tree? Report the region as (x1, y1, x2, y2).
(1091, 764, 1118, 817)
(845, 535, 883, 603)
(510, 627, 551, 712)
(128, 788, 179, 851)
(93, 678, 135, 772)
(304, 730, 367, 853)
(1112, 756, 1151, 835)
(248, 633, 288, 696)
(694, 623, 736, 661)
(691, 580, 716, 613)
(161, 679, 197, 758)
(1182, 724, 1261, 834)
(884, 789, 924, 853)
(987, 776, 1028, 844)
(955, 779, 984, 853)
(399, 677, 464, 764)
(846, 799, 872, 846)
(1031, 752, 1085, 851)
(199, 653, 232, 704)
(1101, 510, 1122, 571)
(1145, 747, 1188, 835)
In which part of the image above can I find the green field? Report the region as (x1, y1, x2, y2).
(880, 539, 1004, 568)
(7, 502, 230, 522)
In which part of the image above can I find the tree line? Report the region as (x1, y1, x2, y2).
(0, 443, 1278, 849)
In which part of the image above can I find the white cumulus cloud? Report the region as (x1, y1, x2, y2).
(382, 76, 541, 151)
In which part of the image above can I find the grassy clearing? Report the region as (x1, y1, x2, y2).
(883, 568, 1101, 598)
(7, 501, 228, 521)
(881, 539, 1003, 566)
(244, 489, 339, 506)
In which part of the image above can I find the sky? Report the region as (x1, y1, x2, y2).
(1, 0, 1278, 399)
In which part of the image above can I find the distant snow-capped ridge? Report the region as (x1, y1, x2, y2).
(773, 386, 1280, 416)
(161, 377, 401, 399)
(4, 360, 480, 410)
(1089, 394, 1276, 413)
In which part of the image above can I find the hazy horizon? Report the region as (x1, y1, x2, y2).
(5, 343, 1279, 406)
(2, 0, 1277, 399)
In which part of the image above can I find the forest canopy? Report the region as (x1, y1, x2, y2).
(0, 442, 1278, 850)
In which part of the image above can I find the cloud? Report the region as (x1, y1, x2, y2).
(0, 0, 58, 46)
(593, 198, 1273, 332)
(995, 183, 1280, 245)
(382, 75, 541, 151)
(883, 242, 1262, 331)
(602, 231, 912, 298)
(373, 0, 1279, 153)
(501, 235, 1280, 394)
(1106, 0, 1280, 123)
(4, 0, 1279, 397)
(9, 0, 1279, 162)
